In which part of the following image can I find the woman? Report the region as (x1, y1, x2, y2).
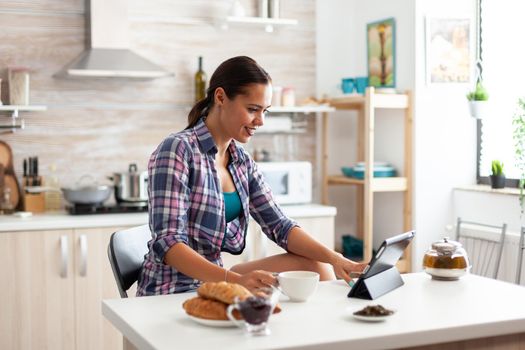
(137, 56, 366, 296)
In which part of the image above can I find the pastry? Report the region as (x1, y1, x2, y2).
(197, 281, 252, 304)
(183, 296, 241, 320)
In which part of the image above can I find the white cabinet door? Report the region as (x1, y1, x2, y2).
(222, 216, 336, 267)
(258, 216, 335, 258)
(0, 230, 76, 350)
(74, 226, 126, 350)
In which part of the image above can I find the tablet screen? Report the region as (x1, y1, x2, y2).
(359, 230, 415, 279)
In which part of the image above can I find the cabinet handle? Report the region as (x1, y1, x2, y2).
(60, 235, 68, 278)
(79, 234, 88, 277)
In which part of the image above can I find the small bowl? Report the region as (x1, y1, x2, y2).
(341, 167, 354, 177)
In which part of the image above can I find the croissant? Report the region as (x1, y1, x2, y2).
(197, 281, 252, 305)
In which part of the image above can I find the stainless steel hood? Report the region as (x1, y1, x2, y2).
(57, 0, 171, 79)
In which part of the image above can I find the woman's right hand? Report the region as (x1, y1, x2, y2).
(235, 269, 277, 292)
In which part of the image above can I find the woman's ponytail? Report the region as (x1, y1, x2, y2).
(186, 94, 212, 129)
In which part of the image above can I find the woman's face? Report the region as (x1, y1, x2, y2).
(219, 83, 272, 143)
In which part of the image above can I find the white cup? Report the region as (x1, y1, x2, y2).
(277, 271, 319, 302)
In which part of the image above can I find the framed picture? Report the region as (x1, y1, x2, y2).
(367, 18, 396, 88)
(426, 17, 471, 84)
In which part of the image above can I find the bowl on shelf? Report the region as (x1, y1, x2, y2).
(341, 166, 354, 177)
(341, 163, 396, 179)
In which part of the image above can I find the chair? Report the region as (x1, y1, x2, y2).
(455, 217, 507, 279)
(516, 227, 525, 284)
(108, 224, 151, 298)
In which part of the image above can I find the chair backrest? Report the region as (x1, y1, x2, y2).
(108, 224, 151, 298)
(517, 227, 525, 284)
(456, 217, 507, 279)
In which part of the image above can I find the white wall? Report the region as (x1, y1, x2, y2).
(317, 0, 482, 271)
(413, 0, 477, 270)
(316, 0, 416, 254)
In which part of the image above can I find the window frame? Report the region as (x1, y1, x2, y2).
(477, 120, 520, 187)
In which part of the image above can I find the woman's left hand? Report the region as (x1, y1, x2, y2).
(330, 253, 368, 284)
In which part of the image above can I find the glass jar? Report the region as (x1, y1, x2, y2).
(282, 87, 295, 107)
(8, 67, 30, 106)
(423, 237, 470, 280)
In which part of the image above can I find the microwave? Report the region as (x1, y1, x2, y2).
(257, 161, 312, 205)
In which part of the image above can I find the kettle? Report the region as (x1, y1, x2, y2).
(422, 237, 470, 280)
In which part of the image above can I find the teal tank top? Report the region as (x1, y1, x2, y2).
(223, 191, 242, 223)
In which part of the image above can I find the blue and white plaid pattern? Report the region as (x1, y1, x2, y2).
(137, 118, 297, 295)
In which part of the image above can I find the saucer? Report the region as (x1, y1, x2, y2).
(352, 313, 393, 322)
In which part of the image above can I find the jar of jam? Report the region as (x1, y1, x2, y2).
(422, 237, 470, 280)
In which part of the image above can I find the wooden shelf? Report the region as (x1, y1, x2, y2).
(0, 105, 47, 132)
(321, 87, 413, 270)
(327, 175, 408, 192)
(329, 93, 409, 110)
(268, 105, 335, 114)
(0, 105, 47, 112)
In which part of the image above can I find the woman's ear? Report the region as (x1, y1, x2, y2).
(214, 87, 226, 106)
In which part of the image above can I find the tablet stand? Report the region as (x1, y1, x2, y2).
(348, 266, 404, 300)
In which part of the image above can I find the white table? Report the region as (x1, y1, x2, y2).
(102, 273, 525, 350)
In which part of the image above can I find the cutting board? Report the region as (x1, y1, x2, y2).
(0, 141, 22, 210)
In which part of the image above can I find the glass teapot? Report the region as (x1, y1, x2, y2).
(422, 237, 470, 280)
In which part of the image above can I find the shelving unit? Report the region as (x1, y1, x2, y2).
(0, 105, 47, 132)
(321, 87, 413, 272)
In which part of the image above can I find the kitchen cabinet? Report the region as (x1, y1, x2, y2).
(0, 226, 125, 350)
(0, 229, 75, 350)
(321, 87, 413, 272)
(222, 215, 335, 269)
(73, 227, 125, 350)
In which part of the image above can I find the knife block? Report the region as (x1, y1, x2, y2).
(24, 191, 45, 213)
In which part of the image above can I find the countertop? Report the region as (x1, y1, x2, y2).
(0, 204, 336, 232)
(102, 273, 525, 350)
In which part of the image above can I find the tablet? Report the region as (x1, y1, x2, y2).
(348, 230, 415, 299)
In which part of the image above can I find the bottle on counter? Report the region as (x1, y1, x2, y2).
(194, 56, 207, 103)
(44, 163, 62, 211)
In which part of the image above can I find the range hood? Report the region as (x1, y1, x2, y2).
(58, 0, 171, 79)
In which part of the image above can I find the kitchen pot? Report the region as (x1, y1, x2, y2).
(422, 237, 470, 281)
(109, 163, 148, 203)
(61, 175, 112, 205)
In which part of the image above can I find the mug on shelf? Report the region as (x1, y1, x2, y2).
(355, 77, 369, 94)
(341, 78, 355, 94)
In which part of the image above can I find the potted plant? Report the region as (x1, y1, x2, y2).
(467, 81, 489, 119)
(489, 160, 505, 189)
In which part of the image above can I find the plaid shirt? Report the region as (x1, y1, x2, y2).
(137, 118, 297, 295)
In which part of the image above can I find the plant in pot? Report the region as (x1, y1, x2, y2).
(489, 160, 505, 189)
(467, 81, 489, 119)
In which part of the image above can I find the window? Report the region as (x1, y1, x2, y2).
(477, 0, 525, 186)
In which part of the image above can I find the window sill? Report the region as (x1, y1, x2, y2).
(454, 184, 520, 196)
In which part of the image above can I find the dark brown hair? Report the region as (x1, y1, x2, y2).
(186, 56, 272, 129)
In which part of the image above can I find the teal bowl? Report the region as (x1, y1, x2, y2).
(341, 167, 354, 177)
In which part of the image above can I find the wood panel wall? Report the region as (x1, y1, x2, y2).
(0, 0, 316, 196)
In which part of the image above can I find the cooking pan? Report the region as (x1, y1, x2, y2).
(61, 175, 112, 205)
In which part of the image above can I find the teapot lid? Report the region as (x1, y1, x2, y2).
(431, 237, 462, 254)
